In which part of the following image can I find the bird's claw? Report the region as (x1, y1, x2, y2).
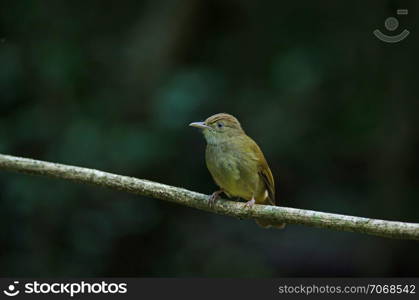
(209, 190, 223, 207)
(245, 198, 255, 208)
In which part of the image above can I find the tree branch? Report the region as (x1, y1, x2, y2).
(0, 153, 418, 240)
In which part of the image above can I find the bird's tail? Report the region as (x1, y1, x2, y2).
(256, 219, 286, 229)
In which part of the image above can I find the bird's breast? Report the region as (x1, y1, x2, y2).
(205, 143, 258, 200)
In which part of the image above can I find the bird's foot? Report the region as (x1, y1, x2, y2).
(209, 190, 223, 207)
(245, 198, 255, 208)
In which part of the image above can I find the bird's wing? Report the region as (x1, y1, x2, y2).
(258, 164, 276, 205)
(245, 137, 276, 206)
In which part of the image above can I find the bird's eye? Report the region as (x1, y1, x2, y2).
(217, 122, 224, 128)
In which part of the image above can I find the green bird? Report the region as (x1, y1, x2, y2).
(190, 113, 285, 228)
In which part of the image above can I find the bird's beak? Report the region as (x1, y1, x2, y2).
(189, 121, 211, 130)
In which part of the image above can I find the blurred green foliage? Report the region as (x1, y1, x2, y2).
(0, 0, 418, 277)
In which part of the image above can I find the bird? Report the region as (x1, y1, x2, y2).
(189, 113, 285, 228)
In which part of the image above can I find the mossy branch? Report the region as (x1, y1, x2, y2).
(0, 153, 418, 240)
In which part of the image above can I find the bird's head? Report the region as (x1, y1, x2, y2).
(189, 113, 245, 144)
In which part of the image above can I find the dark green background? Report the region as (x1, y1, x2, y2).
(0, 0, 418, 277)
